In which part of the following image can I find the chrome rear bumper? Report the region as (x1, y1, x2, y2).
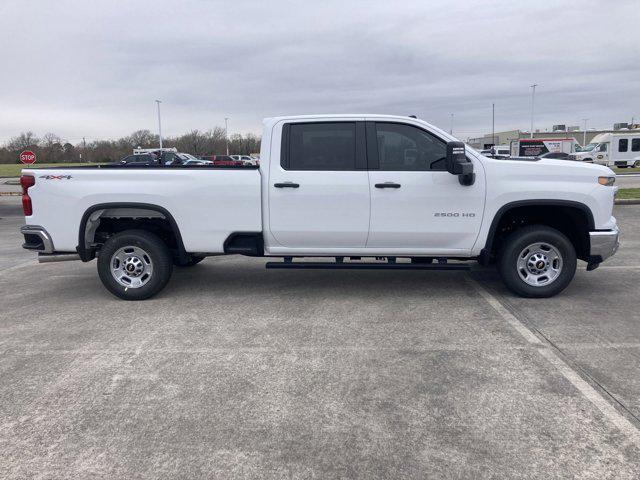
(589, 226, 619, 262)
(20, 225, 55, 254)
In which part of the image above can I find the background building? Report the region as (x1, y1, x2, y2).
(467, 123, 640, 149)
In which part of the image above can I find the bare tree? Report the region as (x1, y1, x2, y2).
(6, 132, 39, 151)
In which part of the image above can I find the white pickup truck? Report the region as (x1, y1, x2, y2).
(20, 114, 619, 300)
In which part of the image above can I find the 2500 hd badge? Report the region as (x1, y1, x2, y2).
(434, 212, 476, 217)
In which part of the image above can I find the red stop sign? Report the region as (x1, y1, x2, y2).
(20, 150, 36, 164)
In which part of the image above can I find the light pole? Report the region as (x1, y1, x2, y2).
(155, 100, 163, 149)
(450, 113, 454, 135)
(224, 117, 229, 155)
(530, 84, 538, 139)
(492, 103, 495, 147)
(582, 118, 589, 146)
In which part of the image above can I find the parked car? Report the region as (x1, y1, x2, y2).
(19, 114, 619, 301)
(175, 153, 212, 165)
(183, 159, 213, 166)
(479, 146, 510, 159)
(230, 155, 258, 166)
(201, 155, 244, 166)
(119, 153, 159, 165)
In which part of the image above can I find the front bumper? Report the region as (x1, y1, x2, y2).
(589, 225, 619, 263)
(21, 225, 55, 253)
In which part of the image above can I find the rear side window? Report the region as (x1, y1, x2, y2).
(618, 139, 628, 152)
(373, 122, 447, 171)
(285, 122, 356, 170)
(632, 138, 640, 152)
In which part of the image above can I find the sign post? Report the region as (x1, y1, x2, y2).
(20, 150, 37, 165)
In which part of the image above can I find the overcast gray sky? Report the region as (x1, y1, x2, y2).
(1, 0, 638, 143)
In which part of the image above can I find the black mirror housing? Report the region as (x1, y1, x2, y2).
(446, 141, 475, 186)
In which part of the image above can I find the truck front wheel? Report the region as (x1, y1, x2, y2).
(97, 230, 173, 300)
(497, 225, 577, 298)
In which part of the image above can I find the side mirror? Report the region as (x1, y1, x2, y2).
(446, 141, 475, 185)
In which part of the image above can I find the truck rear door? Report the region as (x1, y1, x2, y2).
(268, 120, 370, 248)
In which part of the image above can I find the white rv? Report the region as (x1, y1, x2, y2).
(572, 132, 640, 167)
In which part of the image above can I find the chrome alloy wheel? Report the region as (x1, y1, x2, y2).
(516, 242, 563, 287)
(110, 246, 154, 288)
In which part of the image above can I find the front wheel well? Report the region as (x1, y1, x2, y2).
(484, 204, 592, 263)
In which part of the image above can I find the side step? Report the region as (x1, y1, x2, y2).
(265, 261, 470, 271)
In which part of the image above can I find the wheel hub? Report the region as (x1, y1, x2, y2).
(516, 242, 563, 287)
(110, 246, 154, 288)
(123, 256, 144, 276)
(526, 253, 550, 275)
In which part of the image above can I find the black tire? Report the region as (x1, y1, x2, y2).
(174, 255, 205, 267)
(97, 230, 173, 300)
(497, 225, 577, 298)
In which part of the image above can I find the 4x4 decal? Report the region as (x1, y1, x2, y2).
(39, 175, 72, 180)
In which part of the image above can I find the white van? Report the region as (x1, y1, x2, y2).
(479, 145, 510, 158)
(572, 132, 640, 167)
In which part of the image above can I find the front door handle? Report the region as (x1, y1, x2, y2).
(375, 182, 401, 189)
(274, 182, 300, 188)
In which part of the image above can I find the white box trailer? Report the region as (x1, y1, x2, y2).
(510, 138, 579, 158)
(572, 132, 640, 167)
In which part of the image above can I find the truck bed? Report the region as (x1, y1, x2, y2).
(22, 166, 262, 253)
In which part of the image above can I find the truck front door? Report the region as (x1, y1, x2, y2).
(365, 121, 485, 254)
(268, 121, 370, 249)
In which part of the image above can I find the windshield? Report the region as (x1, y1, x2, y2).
(179, 153, 200, 161)
(581, 143, 598, 152)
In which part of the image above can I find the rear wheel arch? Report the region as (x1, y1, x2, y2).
(481, 200, 594, 264)
(77, 202, 188, 262)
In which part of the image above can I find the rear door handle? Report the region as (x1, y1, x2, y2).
(274, 182, 300, 188)
(375, 182, 401, 189)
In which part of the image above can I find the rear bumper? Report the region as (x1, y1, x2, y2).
(589, 226, 619, 263)
(20, 225, 55, 253)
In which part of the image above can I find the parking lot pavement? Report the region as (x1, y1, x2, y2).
(616, 173, 640, 188)
(1, 205, 639, 479)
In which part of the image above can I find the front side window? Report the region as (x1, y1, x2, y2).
(632, 138, 640, 152)
(374, 123, 447, 171)
(618, 139, 628, 152)
(287, 122, 356, 170)
(598, 143, 608, 152)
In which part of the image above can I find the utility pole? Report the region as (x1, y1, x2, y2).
(224, 117, 229, 155)
(155, 100, 163, 149)
(492, 103, 495, 147)
(450, 113, 454, 135)
(582, 118, 589, 146)
(530, 84, 538, 139)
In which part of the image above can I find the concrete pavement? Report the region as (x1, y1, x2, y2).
(1, 202, 639, 479)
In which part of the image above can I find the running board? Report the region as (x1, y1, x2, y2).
(265, 261, 470, 271)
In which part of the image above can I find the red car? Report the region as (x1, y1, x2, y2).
(201, 155, 244, 166)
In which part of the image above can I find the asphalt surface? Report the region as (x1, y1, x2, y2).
(1, 196, 640, 479)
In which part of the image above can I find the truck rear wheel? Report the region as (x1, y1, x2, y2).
(497, 225, 576, 298)
(97, 230, 173, 300)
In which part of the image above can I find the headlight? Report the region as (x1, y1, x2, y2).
(598, 176, 615, 186)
